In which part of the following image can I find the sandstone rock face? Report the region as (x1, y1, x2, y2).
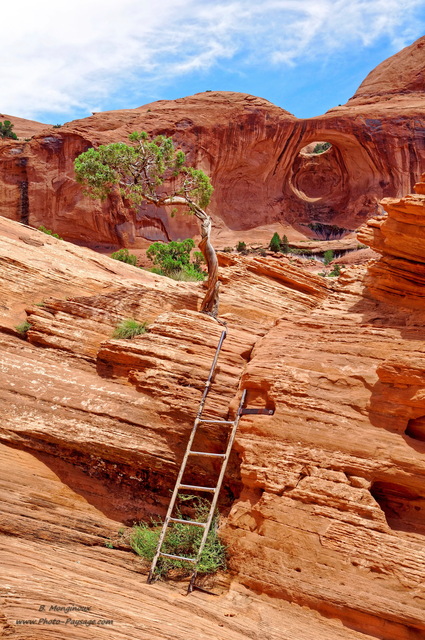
(1, 215, 425, 639)
(349, 36, 425, 103)
(1, 38, 424, 250)
(359, 172, 425, 311)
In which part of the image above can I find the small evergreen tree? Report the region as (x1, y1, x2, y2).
(323, 249, 334, 265)
(281, 234, 289, 254)
(269, 232, 281, 252)
(0, 120, 18, 140)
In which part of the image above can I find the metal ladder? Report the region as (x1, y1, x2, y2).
(147, 329, 247, 593)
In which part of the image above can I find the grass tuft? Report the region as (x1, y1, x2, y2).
(130, 496, 226, 579)
(16, 321, 31, 335)
(113, 318, 148, 339)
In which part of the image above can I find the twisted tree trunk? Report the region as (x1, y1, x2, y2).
(191, 205, 220, 317)
(145, 194, 220, 317)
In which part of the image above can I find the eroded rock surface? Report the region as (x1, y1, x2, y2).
(359, 172, 425, 312)
(1, 214, 425, 639)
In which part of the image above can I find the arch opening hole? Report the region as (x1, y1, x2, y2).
(299, 141, 332, 156)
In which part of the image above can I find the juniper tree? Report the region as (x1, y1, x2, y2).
(0, 120, 18, 140)
(74, 132, 220, 316)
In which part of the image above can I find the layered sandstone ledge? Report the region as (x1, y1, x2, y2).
(0, 216, 425, 639)
(359, 172, 425, 311)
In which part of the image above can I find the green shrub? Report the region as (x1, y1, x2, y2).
(130, 496, 226, 579)
(312, 142, 331, 154)
(147, 239, 206, 281)
(329, 264, 341, 277)
(323, 249, 334, 265)
(236, 241, 246, 253)
(0, 120, 18, 140)
(38, 225, 63, 240)
(269, 232, 281, 253)
(113, 319, 148, 339)
(16, 321, 31, 335)
(290, 247, 312, 256)
(111, 248, 137, 266)
(281, 234, 289, 254)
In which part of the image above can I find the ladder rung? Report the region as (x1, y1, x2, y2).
(179, 484, 216, 492)
(189, 451, 226, 458)
(169, 518, 206, 527)
(159, 552, 197, 563)
(199, 420, 234, 424)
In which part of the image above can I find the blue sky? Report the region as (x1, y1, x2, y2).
(2, 0, 425, 124)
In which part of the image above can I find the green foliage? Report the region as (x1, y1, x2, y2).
(38, 225, 63, 240)
(113, 319, 148, 339)
(222, 246, 233, 253)
(0, 120, 18, 140)
(236, 241, 247, 253)
(130, 496, 226, 578)
(329, 264, 341, 277)
(147, 238, 194, 273)
(312, 142, 331, 154)
(323, 249, 334, 266)
(53, 124, 62, 128)
(281, 234, 289, 254)
(269, 232, 281, 253)
(74, 132, 213, 213)
(146, 239, 206, 281)
(110, 248, 137, 266)
(290, 247, 312, 256)
(16, 321, 31, 335)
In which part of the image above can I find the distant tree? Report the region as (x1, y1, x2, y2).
(74, 132, 219, 316)
(269, 232, 281, 252)
(312, 142, 331, 154)
(0, 120, 18, 140)
(111, 248, 137, 266)
(281, 234, 289, 254)
(323, 249, 334, 265)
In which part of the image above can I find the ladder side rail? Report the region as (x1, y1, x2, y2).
(147, 329, 227, 583)
(187, 389, 247, 593)
(195, 329, 227, 421)
(147, 416, 202, 582)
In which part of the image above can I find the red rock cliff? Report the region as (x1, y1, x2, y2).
(0, 37, 424, 248)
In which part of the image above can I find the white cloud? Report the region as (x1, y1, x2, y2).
(1, 0, 424, 119)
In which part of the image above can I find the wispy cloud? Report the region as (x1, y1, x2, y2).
(1, 0, 424, 119)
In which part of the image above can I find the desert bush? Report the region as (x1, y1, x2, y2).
(329, 264, 341, 277)
(0, 120, 18, 140)
(312, 142, 331, 154)
(16, 321, 31, 335)
(147, 239, 206, 281)
(113, 319, 148, 339)
(323, 249, 334, 265)
(236, 241, 247, 253)
(38, 225, 63, 240)
(111, 248, 137, 266)
(130, 496, 226, 579)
